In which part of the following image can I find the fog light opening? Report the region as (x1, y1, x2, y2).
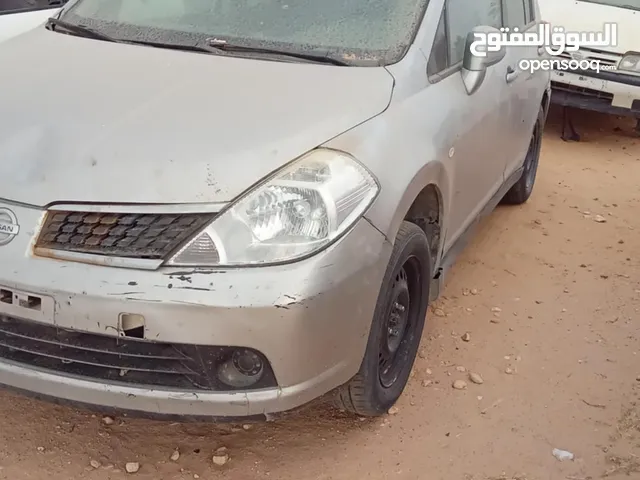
(119, 313, 145, 339)
(217, 349, 265, 388)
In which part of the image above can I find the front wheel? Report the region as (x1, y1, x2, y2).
(335, 221, 431, 416)
(502, 105, 544, 205)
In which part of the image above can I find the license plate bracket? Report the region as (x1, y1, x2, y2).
(0, 285, 54, 323)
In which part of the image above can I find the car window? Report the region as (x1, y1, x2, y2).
(502, 0, 527, 29)
(427, 8, 448, 77)
(446, 0, 503, 65)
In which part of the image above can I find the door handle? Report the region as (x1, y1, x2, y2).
(506, 66, 519, 83)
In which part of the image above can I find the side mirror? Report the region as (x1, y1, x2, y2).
(461, 26, 506, 95)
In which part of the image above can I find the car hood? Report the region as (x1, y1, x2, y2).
(0, 29, 394, 207)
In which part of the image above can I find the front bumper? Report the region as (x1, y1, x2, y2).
(550, 70, 640, 118)
(0, 201, 391, 418)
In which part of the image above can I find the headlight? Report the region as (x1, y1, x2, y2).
(166, 149, 379, 267)
(618, 52, 640, 73)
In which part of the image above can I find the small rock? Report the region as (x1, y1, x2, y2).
(471, 288, 479, 295)
(618, 239, 625, 244)
(212, 447, 229, 466)
(425, 368, 432, 375)
(552, 448, 574, 461)
(462, 289, 470, 296)
(418, 349, 427, 359)
(456, 366, 466, 372)
(242, 424, 252, 431)
(594, 215, 607, 223)
(452, 380, 467, 390)
(102, 416, 115, 426)
(461, 332, 471, 342)
(491, 307, 502, 313)
(490, 318, 500, 324)
(387, 406, 399, 415)
(37, 447, 44, 452)
(194, 475, 200, 479)
(90, 460, 101, 469)
(635, 375, 640, 382)
(170, 450, 180, 462)
(505, 367, 514, 375)
(422, 379, 433, 387)
(125, 462, 140, 474)
(563, 287, 570, 293)
(469, 372, 484, 384)
(433, 308, 446, 317)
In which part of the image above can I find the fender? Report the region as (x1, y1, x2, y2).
(324, 92, 452, 263)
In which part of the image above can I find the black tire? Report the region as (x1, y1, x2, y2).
(335, 221, 431, 416)
(502, 105, 544, 205)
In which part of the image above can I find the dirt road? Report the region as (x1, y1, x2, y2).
(1, 107, 639, 480)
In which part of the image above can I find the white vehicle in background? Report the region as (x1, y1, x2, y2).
(0, 1, 63, 44)
(538, 0, 640, 139)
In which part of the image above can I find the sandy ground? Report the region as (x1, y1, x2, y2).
(1, 106, 639, 480)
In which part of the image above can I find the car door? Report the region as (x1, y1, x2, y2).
(425, 0, 512, 251)
(501, 0, 548, 179)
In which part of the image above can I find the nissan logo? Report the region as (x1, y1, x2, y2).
(0, 208, 20, 246)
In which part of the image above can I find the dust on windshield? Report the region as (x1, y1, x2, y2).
(59, 0, 429, 65)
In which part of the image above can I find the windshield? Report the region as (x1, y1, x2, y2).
(57, 0, 429, 65)
(579, 0, 640, 10)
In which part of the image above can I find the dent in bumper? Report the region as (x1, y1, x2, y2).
(0, 214, 392, 417)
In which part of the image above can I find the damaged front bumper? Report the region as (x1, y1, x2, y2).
(0, 200, 391, 418)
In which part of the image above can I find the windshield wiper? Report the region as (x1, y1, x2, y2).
(46, 17, 119, 42)
(118, 39, 223, 55)
(205, 39, 349, 66)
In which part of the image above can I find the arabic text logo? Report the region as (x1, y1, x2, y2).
(469, 22, 618, 58)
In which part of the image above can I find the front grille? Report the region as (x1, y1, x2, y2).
(551, 81, 614, 101)
(0, 315, 277, 391)
(34, 211, 215, 259)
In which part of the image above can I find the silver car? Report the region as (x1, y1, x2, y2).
(0, 0, 550, 419)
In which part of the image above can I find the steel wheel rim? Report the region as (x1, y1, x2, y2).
(379, 256, 422, 389)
